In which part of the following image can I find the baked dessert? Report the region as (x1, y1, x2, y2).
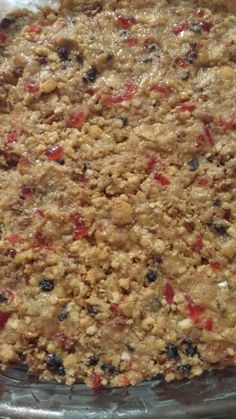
(0, 0, 236, 388)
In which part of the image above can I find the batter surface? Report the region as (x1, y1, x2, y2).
(0, 0, 236, 388)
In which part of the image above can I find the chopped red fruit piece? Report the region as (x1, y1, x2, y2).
(122, 376, 130, 386)
(201, 20, 213, 32)
(172, 22, 189, 36)
(24, 81, 39, 94)
(35, 209, 45, 218)
(123, 37, 138, 46)
(19, 158, 30, 168)
(164, 281, 174, 305)
(84, 87, 95, 96)
(196, 127, 214, 148)
(0, 31, 7, 44)
(68, 109, 86, 129)
(5, 289, 15, 302)
(186, 296, 205, 322)
(146, 155, 157, 172)
(34, 231, 51, 249)
(45, 144, 64, 161)
(195, 177, 208, 188)
(42, 6, 56, 15)
(196, 9, 204, 18)
(6, 132, 17, 144)
(54, 331, 74, 350)
(222, 208, 231, 221)
(0, 312, 11, 329)
(5, 248, 17, 258)
(174, 57, 188, 68)
(110, 303, 119, 315)
(26, 25, 42, 34)
(100, 81, 136, 106)
(74, 224, 89, 240)
(71, 213, 89, 240)
(20, 186, 32, 200)
(177, 101, 196, 113)
(149, 84, 171, 95)
(90, 373, 102, 389)
(210, 261, 221, 271)
(154, 173, 171, 187)
(204, 317, 213, 331)
(192, 235, 203, 252)
(116, 15, 137, 29)
(219, 115, 236, 131)
(7, 234, 22, 243)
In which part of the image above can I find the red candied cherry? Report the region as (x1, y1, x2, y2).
(45, 144, 64, 161)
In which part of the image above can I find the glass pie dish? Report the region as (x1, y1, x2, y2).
(0, 1, 236, 418)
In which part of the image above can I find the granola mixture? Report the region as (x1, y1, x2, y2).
(0, 0, 236, 388)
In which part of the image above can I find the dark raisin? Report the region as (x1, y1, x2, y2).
(208, 222, 227, 235)
(80, 2, 103, 17)
(4, 152, 20, 170)
(119, 116, 128, 127)
(165, 344, 180, 360)
(57, 47, 70, 61)
(0, 294, 7, 303)
(186, 51, 198, 64)
(39, 278, 55, 292)
(101, 363, 117, 375)
(82, 66, 98, 83)
(87, 356, 99, 366)
(5, 248, 16, 258)
(76, 52, 84, 65)
(58, 307, 68, 321)
(213, 198, 221, 207)
(187, 158, 199, 171)
(45, 353, 65, 376)
(39, 57, 47, 65)
(105, 266, 112, 275)
(183, 339, 197, 357)
(0, 17, 14, 29)
(86, 303, 100, 316)
(82, 161, 91, 172)
(178, 364, 192, 374)
(146, 268, 158, 283)
(200, 257, 209, 265)
(147, 43, 157, 52)
(142, 57, 153, 63)
(181, 71, 190, 81)
(58, 158, 65, 165)
(153, 255, 163, 264)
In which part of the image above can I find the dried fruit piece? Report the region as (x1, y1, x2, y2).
(68, 109, 86, 129)
(164, 281, 174, 304)
(116, 15, 137, 29)
(45, 353, 65, 376)
(26, 25, 42, 34)
(204, 317, 213, 331)
(186, 296, 205, 322)
(165, 344, 179, 359)
(71, 214, 89, 240)
(172, 22, 189, 36)
(100, 81, 136, 106)
(0, 311, 11, 329)
(45, 144, 64, 161)
(39, 278, 55, 292)
(150, 84, 171, 95)
(154, 173, 171, 187)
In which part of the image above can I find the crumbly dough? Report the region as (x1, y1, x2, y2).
(0, 0, 236, 388)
